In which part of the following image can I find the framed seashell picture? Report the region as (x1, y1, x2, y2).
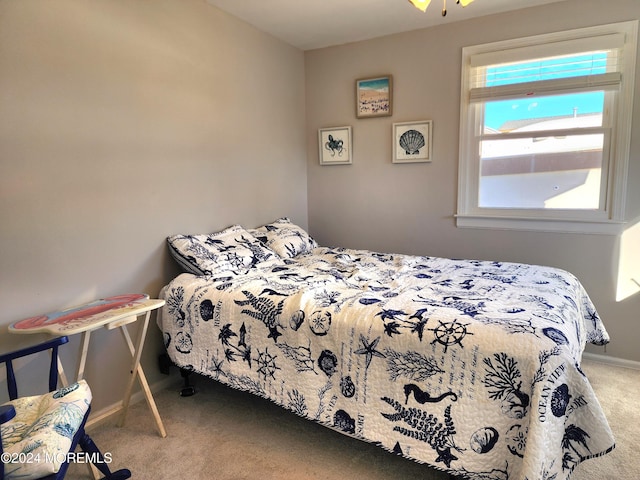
(392, 120, 433, 163)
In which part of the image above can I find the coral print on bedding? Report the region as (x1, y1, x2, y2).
(159, 219, 615, 480)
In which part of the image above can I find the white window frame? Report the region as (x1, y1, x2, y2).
(457, 21, 638, 234)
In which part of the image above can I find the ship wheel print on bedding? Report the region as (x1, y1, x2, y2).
(255, 347, 280, 380)
(428, 318, 473, 353)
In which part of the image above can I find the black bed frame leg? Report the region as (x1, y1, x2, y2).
(158, 353, 197, 397)
(179, 368, 196, 397)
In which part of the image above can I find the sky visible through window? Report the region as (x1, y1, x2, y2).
(484, 53, 607, 130)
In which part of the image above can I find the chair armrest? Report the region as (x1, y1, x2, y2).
(0, 404, 16, 424)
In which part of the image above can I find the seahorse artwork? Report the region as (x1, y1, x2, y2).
(403, 384, 458, 405)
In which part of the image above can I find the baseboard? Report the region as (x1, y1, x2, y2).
(583, 352, 640, 370)
(86, 374, 181, 430)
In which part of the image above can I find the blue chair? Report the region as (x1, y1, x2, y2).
(0, 336, 130, 480)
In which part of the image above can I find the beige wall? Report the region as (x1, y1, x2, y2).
(0, 0, 307, 408)
(305, 0, 640, 362)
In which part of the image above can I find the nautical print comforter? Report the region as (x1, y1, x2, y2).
(158, 246, 615, 480)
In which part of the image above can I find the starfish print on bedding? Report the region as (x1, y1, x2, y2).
(207, 355, 226, 380)
(586, 307, 600, 329)
(354, 335, 386, 369)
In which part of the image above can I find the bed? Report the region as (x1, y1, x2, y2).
(157, 218, 615, 480)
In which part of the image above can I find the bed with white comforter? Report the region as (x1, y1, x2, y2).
(157, 218, 614, 480)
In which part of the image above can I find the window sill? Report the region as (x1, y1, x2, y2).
(455, 213, 625, 235)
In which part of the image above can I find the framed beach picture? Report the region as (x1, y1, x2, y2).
(392, 120, 433, 163)
(319, 126, 352, 165)
(356, 75, 392, 118)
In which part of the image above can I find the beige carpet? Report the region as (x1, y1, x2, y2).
(66, 359, 639, 480)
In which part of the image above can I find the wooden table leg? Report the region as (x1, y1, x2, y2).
(76, 330, 91, 381)
(117, 311, 167, 437)
(56, 356, 70, 387)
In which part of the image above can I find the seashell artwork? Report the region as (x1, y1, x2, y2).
(199, 299, 214, 321)
(290, 310, 305, 331)
(309, 310, 332, 336)
(393, 121, 432, 163)
(399, 129, 426, 155)
(551, 383, 571, 417)
(340, 375, 356, 398)
(175, 331, 193, 354)
(318, 349, 338, 377)
(470, 427, 499, 454)
(334, 409, 356, 434)
(543, 327, 569, 346)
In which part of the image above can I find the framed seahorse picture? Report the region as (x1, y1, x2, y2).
(319, 126, 352, 165)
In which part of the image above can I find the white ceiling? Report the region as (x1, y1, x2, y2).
(205, 0, 568, 50)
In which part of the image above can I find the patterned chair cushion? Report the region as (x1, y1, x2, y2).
(1, 380, 91, 480)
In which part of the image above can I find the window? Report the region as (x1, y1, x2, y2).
(457, 22, 637, 233)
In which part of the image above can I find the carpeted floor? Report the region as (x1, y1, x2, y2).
(66, 358, 639, 480)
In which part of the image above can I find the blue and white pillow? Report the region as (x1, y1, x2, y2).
(167, 225, 279, 276)
(249, 218, 318, 258)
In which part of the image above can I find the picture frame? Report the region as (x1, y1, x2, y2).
(392, 120, 433, 163)
(356, 75, 393, 118)
(318, 126, 352, 165)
